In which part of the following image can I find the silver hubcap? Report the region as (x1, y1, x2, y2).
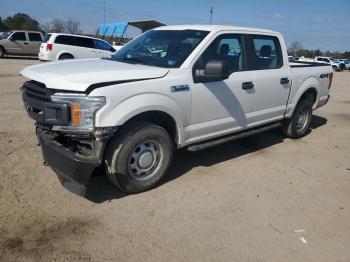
(296, 107, 309, 131)
(128, 140, 162, 180)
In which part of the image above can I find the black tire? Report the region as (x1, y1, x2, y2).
(0, 47, 5, 58)
(59, 54, 74, 60)
(104, 122, 174, 193)
(282, 98, 313, 139)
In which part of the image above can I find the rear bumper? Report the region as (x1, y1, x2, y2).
(38, 52, 52, 61)
(38, 132, 103, 196)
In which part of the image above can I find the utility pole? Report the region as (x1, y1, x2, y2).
(209, 6, 214, 24)
(103, 0, 106, 24)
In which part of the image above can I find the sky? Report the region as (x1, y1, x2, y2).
(0, 0, 349, 51)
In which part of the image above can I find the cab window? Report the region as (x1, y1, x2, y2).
(28, 33, 42, 42)
(76, 37, 94, 48)
(194, 34, 246, 75)
(55, 35, 76, 46)
(11, 32, 26, 41)
(250, 35, 283, 70)
(94, 39, 114, 52)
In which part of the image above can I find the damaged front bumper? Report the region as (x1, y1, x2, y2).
(37, 128, 115, 197)
(38, 131, 102, 196)
(21, 80, 115, 196)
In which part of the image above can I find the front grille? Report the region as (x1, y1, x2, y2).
(22, 81, 54, 129)
(22, 81, 71, 129)
(23, 81, 52, 103)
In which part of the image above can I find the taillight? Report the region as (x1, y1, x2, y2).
(46, 43, 53, 51)
(328, 72, 333, 89)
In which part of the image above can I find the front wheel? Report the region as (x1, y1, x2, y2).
(104, 122, 174, 193)
(0, 47, 5, 58)
(282, 98, 313, 139)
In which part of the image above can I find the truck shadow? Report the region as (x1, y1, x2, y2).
(85, 115, 327, 203)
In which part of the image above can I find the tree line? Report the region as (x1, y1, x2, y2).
(288, 41, 350, 59)
(1, 13, 349, 58)
(0, 13, 82, 34)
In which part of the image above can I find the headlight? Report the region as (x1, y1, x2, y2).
(50, 94, 105, 132)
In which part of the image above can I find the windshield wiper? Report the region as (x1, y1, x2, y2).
(121, 57, 154, 66)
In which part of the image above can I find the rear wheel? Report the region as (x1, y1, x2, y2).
(282, 98, 313, 139)
(0, 47, 5, 58)
(59, 54, 74, 60)
(104, 122, 174, 193)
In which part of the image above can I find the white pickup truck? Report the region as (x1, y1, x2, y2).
(21, 25, 333, 196)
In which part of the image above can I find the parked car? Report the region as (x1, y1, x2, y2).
(288, 56, 299, 62)
(0, 31, 43, 57)
(21, 25, 333, 196)
(315, 56, 345, 71)
(344, 59, 350, 70)
(337, 59, 350, 70)
(39, 33, 116, 61)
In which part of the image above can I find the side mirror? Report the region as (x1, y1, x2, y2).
(194, 59, 229, 83)
(9, 36, 14, 41)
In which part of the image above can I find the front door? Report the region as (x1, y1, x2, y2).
(188, 33, 257, 144)
(6, 32, 28, 55)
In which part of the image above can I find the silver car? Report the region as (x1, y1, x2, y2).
(0, 31, 43, 58)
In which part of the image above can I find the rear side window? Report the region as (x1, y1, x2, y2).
(55, 35, 76, 46)
(42, 34, 52, 43)
(28, 33, 42, 42)
(195, 34, 246, 74)
(76, 37, 94, 48)
(94, 39, 114, 52)
(250, 35, 283, 70)
(11, 32, 26, 41)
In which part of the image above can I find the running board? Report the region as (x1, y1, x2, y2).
(187, 122, 282, 152)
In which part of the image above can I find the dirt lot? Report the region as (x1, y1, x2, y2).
(0, 57, 349, 262)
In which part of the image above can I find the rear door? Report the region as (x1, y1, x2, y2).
(245, 34, 291, 124)
(6, 32, 28, 55)
(75, 36, 96, 58)
(27, 32, 42, 55)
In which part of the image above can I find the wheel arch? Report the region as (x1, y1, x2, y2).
(121, 110, 179, 146)
(285, 77, 319, 118)
(96, 94, 188, 147)
(0, 45, 7, 53)
(57, 52, 75, 60)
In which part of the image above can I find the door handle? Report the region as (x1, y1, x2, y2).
(280, 78, 290, 85)
(23, 42, 28, 45)
(242, 82, 254, 90)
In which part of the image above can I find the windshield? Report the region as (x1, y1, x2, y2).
(110, 29, 209, 68)
(0, 32, 11, 39)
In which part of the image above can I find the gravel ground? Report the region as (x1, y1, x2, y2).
(0, 58, 349, 262)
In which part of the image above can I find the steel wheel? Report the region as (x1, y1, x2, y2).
(295, 107, 310, 131)
(128, 140, 163, 180)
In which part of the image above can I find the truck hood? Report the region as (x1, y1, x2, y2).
(20, 58, 169, 92)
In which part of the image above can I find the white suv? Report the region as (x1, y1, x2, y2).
(39, 33, 116, 61)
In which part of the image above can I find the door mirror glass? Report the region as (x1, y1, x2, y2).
(195, 59, 229, 83)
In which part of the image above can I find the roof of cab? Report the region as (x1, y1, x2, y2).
(154, 24, 279, 34)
